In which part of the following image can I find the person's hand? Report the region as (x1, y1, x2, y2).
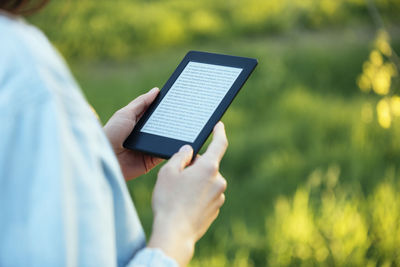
(103, 87, 163, 181)
(148, 122, 228, 267)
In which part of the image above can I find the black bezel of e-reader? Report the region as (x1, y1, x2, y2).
(123, 50, 258, 159)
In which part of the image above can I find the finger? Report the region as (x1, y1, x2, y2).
(206, 193, 225, 219)
(208, 209, 220, 225)
(197, 209, 220, 240)
(211, 174, 227, 198)
(167, 145, 193, 172)
(124, 87, 159, 122)
(151, 156, 164, 166)
(144, 154, 164, 170)
(217, 193, 226, 208)
(190, 154, 201, 165)
(203, 122, 228, 163)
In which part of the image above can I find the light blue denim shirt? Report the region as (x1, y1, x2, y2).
(0, 14, 177, 267)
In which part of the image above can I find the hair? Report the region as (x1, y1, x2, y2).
(0, 0, 49, 15)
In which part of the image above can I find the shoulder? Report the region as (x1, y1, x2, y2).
(0, 15, 79, 113)
(0, 13, 65, 72)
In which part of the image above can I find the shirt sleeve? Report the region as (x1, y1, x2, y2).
(128, 248, 178, 267)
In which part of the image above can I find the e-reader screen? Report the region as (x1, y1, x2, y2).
(140, 62, 243, 142)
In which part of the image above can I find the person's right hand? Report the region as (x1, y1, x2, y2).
(148, 122, 228, 267)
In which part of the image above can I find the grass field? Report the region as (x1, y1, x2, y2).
(71, 26, 400, 266)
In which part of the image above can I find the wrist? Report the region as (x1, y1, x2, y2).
(148, 214, 195, 266)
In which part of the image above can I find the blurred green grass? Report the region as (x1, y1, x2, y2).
(31, 0, 400, 61)
(69, 27, 400, 265)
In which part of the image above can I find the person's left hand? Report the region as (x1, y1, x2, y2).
(104, 87, 163, 181)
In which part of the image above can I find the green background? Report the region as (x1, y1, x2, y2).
(31, 0, 400, 265)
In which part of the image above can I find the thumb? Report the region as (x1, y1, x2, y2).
(167, 145, 193, 171)
(124, 87, 159, 122)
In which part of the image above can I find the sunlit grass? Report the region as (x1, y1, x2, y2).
(30, 0, 400, 61)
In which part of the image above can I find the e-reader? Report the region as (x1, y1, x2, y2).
(123, 51, 258, 159)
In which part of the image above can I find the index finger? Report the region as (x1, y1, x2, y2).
(203, 122, 228, 163)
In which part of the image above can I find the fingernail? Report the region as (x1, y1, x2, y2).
(179, 145, 192, 153)
(149, 87, 159, 94)
(215, 121, 224, 130)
